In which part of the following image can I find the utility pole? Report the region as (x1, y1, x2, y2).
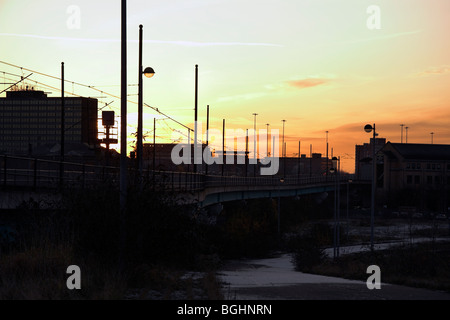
(222, 119, 225, 177)
(206, 105, 210, 175)
(253, 113, 258, 177)
(400, 124, 405, 143)
(119, 0, 128, 272)
(60, 62, 65, 189)
(153, 118, 156, 172)
(194, 65, 198, 173)
(326, 131, 329, 181)
(137, 24, 144, 189)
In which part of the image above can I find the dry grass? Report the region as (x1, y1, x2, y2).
(306, 242, 450, 293)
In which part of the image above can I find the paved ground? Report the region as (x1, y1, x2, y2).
(218, 254, 450, 300)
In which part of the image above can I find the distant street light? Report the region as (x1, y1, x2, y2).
(431, 132, 435, 144)
(405, 127, 409, 144)
(137, 24, 155, 190)
(364, 123, 377, 253)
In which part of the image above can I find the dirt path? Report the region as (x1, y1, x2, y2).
(218, 253, 450, 300)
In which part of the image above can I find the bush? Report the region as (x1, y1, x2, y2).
(287, 222, 333, 272)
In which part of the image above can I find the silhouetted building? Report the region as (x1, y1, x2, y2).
(143, 143, 211, 172)
(280, 153, 330, 177)
(381, 142, 450, 191)
(0, 89, 98, 156)
(355, 137, 386, 180)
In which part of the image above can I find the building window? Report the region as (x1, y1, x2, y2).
(427, 176, 433, 184)
(432, 164, 436, 170)
(407, 175, 413, 184)
(414, 176, 420, 184)
(412, 163, 416, 170)
(427, 163, 431, 170)
(437, 164, 441, 170)
(406, 163, 411, 169)
(417, 163, 421, 170)
(435, 176, 441, 184)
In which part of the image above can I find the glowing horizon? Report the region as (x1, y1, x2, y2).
(1, 0, 450, 173)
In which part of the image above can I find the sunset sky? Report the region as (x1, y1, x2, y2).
(1, 0, 450, 173)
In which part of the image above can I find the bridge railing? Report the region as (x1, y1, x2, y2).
(202, 173, 354, 189)
(1, 155, 121, 190)
(1, 155, 354, 192)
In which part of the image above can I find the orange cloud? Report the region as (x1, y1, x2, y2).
(286, 78, 328, 89)
(416, 65, 450, 77)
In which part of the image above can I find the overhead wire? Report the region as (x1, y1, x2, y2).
(0, 61, 200, 146)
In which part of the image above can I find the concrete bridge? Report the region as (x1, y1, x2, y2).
(0, 155, 356, 209)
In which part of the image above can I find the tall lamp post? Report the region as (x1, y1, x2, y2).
(253, 113, 258, 176)
(330, 157, 339, 259)
(326, 131, 329, 181)
(119, 0, 128, 272)
(400, 124, 404, 144)
(278, 177, 285, 235)
(364, 123, 377, 253)
(282, 120, 286, 177)
(405, 127, 409, 144)
(137, 24, 155, 190)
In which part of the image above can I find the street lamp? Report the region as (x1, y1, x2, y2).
(278, 177, 285, 235)
(331, 156, 339, 259)
(253, 113, 258, 176)
(405, 127, 409, 144)
(364, 123, 377, 253)
(400, 124, 405, 144)
(137, 24, 155, 190)
(282, 120, 286, 177)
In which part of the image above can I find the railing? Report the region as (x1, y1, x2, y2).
(0, 155, 354, 192)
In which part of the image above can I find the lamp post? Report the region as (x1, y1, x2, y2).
(266, 123, 270, 157)
(400, 124, 405, 144)
(278, 177, 285, 235)
(119, 0, 128, 273)
(137, 24, 155, 190)
(364, 123, 377, 253)
(347, 179, 352, 241)
(431, 132, 434, 144)
(282, 120, 286, 177)
(326, 131, 329, 181)
(405, 127, 409, 144)
(253, 113, 258, 176)
(194, 65, 199, 174)
(330, 157, 338, 259)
